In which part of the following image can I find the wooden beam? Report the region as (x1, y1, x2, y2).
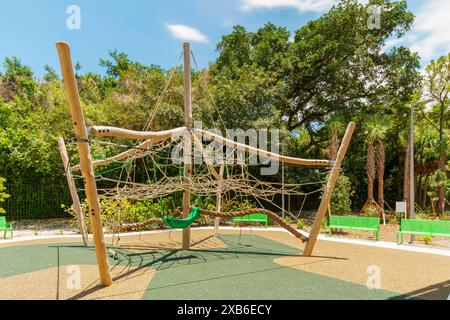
(80, 125, 331, 171)
(194, 129, 333, 168)
(182, 42, 192, 250)
(303, 122, 356, 257)
(72, 129, 187, 172)
(89, 126, 187, 141)
(56, 42, 113, 286)
(57, 137, 90, 247)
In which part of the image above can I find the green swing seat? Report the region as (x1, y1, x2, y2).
(163, 207, 201, 229)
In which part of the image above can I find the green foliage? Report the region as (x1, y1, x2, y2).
(325, 174, 355, 215)
(362, 204, 381, 218)
(296, 218, 306, 229)
(65, 197, 168, 232)
(427, 170, 450, 201)
(0, 1, 447, 221)
(421, 235, 433, 246)
(222, 198, 256, 212)
(212, 0, 420, 134)
(283, 216, 291, 226)
(0, 177, 10, 214)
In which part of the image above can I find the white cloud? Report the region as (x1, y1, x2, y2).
(240, 0, 337, 13)
(408, 0, 450, 62)
(165, 24, 209, 43)
(384, 0, 450, 63)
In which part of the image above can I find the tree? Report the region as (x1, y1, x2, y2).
(366, 142, 376, 205)
(43, 65, 59, 82)
(0, 56, 35, 101)
(423, 54, 450, 215)
(414, 121, 440, 208)
(212, 0, 420, 150)
(327, 121, 345, 161)
(364, 116, 389, 222)
(427, 170, 449, 215)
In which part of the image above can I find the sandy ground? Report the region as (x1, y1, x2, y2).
(0, 229, 227, 300)
(0, 264, 156, 300)
(1, 229, 449, 300)
(258, 231, 450, 300)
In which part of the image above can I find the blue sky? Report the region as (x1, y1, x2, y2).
(0, 0, 448, 78)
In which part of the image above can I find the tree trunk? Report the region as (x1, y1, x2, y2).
(376, 143, 386, 224)
(376, 143, 385, 209)
(367, 143, 376, 204)
(329, 134, 339, 161)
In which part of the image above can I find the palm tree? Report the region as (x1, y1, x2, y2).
(424, 54, 450, 215)
(327, 121, 344, 161)
(366, 142, 376, 205)
(326, 120, 345, 219)
(376, 143, 385, 211)
(365, 116, 389, 223)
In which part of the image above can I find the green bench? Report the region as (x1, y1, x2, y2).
(396, 219, 450, 244)
(325, 215, 380, 241)
(233, 213, 269, 227)
(0, 216, 13, 240)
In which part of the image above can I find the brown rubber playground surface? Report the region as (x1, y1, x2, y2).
(0, 229, 449, 300)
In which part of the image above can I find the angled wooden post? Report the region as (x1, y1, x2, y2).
(182, 42, 193, 250)
(303, 122, 356, 257)
(58, 137, 90, 247)
(56, 42, 113, 286)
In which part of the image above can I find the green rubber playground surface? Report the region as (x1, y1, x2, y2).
(0, 234, 414, 300)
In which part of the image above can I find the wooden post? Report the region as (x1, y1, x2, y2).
(56, 42, 113, 286)
(182, 42, 193, 250)
(214, 163, 225, 236)
(303, 122, 356, 257)
(58, 137, 90, 247)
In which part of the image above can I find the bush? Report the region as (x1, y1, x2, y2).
(296, 218, 306, 229)
(323, 174, 354, 215)
(0, 177, 10, 215)
(421, 235, 433, 246)
(362, 204, 380, 217)
(222, 198, 256, 212)
(65, 197, 169, 232)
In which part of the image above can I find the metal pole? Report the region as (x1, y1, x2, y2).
(409, 106, 415, 243)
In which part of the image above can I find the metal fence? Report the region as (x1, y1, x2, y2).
(3, 184, 72, 220)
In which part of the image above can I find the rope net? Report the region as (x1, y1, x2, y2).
(69, 50, 332, 239)
(74, 132, 330, 234)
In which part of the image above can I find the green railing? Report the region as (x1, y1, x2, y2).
(3, 184, 72, 221)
